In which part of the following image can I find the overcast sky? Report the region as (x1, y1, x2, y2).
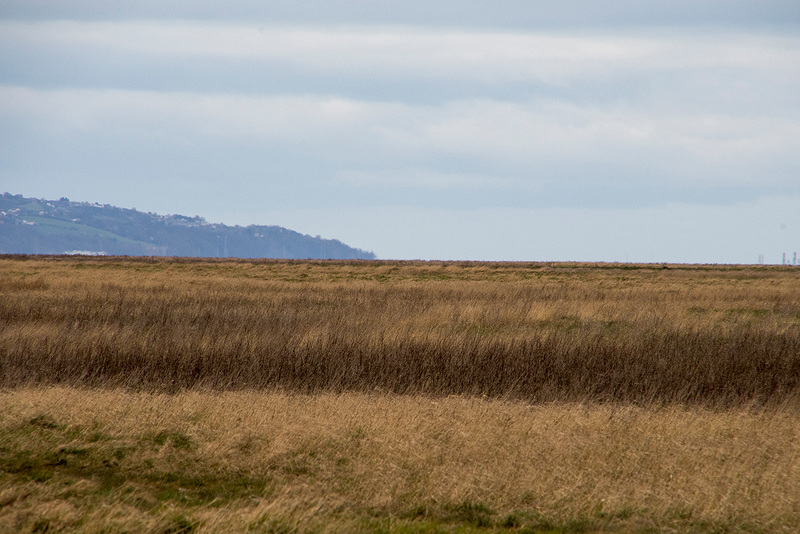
(1, 1, 799, 263)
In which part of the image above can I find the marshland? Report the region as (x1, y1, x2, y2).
(1, 256, 799, 533)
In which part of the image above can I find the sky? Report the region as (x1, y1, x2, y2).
(1, 1, 799, 263)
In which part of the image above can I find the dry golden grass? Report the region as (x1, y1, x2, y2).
(1, 256, 799, 406)
(2, 387, 799, 533)
(2, 256, 800, 532)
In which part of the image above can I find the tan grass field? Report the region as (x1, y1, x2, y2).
(1, 256, 800, 532)
(2, 388, 800, 533)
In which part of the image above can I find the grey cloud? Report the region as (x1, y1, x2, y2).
(2, 0, 799, 28)
(2, 87, 797, 211)
(2, 4, 799, 263)
(3, 22, 798, 116)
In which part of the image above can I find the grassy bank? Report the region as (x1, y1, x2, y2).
(2, 387, 799, 533)
(1, 257, 799, 406)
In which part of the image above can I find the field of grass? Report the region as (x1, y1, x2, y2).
(1, 256, 799, 532)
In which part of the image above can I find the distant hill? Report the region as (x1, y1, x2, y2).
(0, 193, 376, 260)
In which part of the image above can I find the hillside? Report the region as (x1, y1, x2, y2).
(0, 193, 375, 259)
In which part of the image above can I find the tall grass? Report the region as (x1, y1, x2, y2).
(2, 387, 799, 533)
(2, 257, 800, 532)
(1, 256, 799, 406)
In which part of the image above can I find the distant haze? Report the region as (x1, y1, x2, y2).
(1, 1, 798, 263)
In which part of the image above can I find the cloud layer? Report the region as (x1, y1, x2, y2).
(1, 4, 799, 262)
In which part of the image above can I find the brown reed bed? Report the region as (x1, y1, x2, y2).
(1, 256, 799, 407)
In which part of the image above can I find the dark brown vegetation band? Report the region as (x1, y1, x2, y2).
(1, 256, 799, 407)
(3, 327, 799, 406)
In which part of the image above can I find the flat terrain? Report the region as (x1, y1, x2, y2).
(1, 256, 799, 532)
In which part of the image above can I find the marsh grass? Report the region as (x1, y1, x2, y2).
(2, 257, 800, 532)
(1, 388, 799, 533)
(1, 257, 799, 406)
